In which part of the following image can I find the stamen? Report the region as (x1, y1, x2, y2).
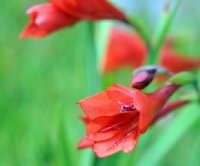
(120, 104, 135, 112)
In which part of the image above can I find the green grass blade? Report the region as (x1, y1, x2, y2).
(150, 0, 182, 64)
(78, 22, 101, 166)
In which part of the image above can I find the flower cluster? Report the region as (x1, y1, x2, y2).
(102, 27, 200, 73)
(20, 0, 199, 159)
(77, 74, 188, 157)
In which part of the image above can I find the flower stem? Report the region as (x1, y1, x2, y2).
(83, 23, 101, 95)
(79, 22, 101, 166)
(129, 16, 153, 52)
(146, 0, 182, 65)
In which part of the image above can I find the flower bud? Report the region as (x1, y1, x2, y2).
(131, 69, 156, 89)
(131, 65, 171, 89)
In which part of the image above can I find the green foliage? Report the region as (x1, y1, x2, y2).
(0, 0, 200, 166)
(169, 72, 195, 85)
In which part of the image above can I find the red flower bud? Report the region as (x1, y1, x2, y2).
(131, 69, 156, 89)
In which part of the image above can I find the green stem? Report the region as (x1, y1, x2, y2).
(58, 115, 75, 166)
(129, 16, 153, 51)
(78, 22, 101, 166)
(146, 0, 182, 65)
(84, 23, 101, 95)
(193, 80, 200, 103)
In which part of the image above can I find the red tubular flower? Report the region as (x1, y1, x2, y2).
(78, 83, 179, 157)
(102, 27, 200, 73)
(160, 48, 200, 73)
(20, 3, 78, 38)
(50, 0, 129, 22)
(102, 27, 146, 73)
(20, 1, 128, 38)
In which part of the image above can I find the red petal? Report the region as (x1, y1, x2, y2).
(86, 113, 138, 141)
(78, 91, 119, 119)
(51, 0, 128, 22)
(80, 116, 90, 125)
(122, 131, 139, 153)
(134, 84, 179, 133)
(161, 48, 200, 73)
(151, 100, 189, 125)
(20, 3, 78, 39)
(93, 127, 139, 158)
(77, 138, 94, 149)
(102, 27, 146, 73)
(78, 84, 134, 119)
(107, 84, 134, 103)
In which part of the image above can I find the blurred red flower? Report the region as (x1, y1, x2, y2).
(102, 27, 200, 73)
(20, 0, 128, 38)
(20, 4, 78, 38)
(102, 27, 146, 73)
(50, 0, 128, 22)
(77, 83, 179, 157)
(161, 47, 200, 73)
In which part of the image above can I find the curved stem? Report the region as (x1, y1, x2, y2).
(147, 0, 182, 65)
(129, 16, 153, 52)
(78, 22, 101, 166)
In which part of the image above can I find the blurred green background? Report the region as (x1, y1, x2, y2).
(0, 0, 200, 166)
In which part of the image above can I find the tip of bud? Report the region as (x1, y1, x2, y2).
(131, 69, 156, 89)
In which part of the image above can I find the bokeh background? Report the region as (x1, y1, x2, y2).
(0, 0, 200, 166)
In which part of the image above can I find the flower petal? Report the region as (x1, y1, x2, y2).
(78, 91, 120, 119)
(50, 0, 128, 22)
(151, 100, 189, 125)
(86, 113, 138, 141)
(122, 131, 139, 153)
(93, 126, 138, 157)
(102, 27, 146, 73)
(134, 84, 179, 133)
(107, 84, 134, 103)
(78, 84, 134, 119)
(77, 138, 94, 149)
(161, 48, 200, 73)
(20, 3, 78, 38)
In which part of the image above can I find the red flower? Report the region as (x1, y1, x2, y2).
(102, 27, 200, 73)
(102, 27, 146, 73)
(78, 83, 179, 157)
(20, 1, 128, 38)
(161, 47, 200, 73)
(20, 3, 78, 38)
(50, 0, 128, 22)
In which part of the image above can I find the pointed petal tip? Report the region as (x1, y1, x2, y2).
(76, 101, 80, 104)
(77, 138, 93, 149)
(94, 153, 106, 158)
(19, 31, 28, 39)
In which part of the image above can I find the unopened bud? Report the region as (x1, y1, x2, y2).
(132, 65, 171, 89)
(131, 69, 156, 89)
